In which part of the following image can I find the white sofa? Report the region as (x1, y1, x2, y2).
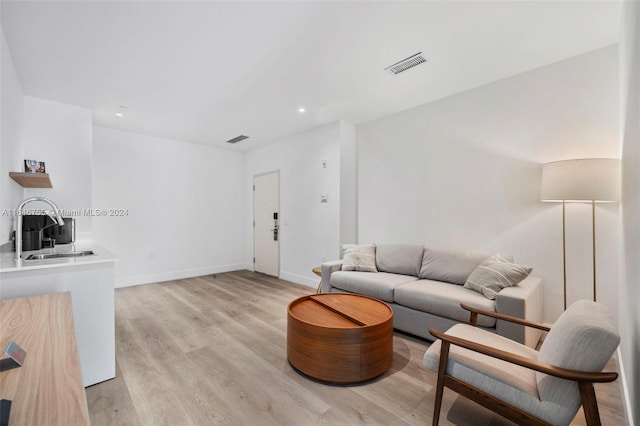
(321, 244, 544, 347)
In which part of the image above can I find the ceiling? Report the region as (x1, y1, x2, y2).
(1, 1, 622, 152)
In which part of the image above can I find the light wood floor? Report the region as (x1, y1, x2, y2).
(86, 270, 627, 425)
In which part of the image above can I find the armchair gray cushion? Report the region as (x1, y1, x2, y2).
(535, 300, 620, 423)
(423, 300, 619, 425)
(424, 324, 540, 400)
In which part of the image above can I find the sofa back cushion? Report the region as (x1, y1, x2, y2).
(420, 248, 489, 285)
(375, 244, 424, 276)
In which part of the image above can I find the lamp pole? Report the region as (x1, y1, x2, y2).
(592, 200, 597, 302)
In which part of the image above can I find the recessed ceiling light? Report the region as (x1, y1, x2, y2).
(298, 107, 306, 113)
(115, 106, 127, 117)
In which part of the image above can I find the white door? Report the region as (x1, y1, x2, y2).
(254, 171, 279, 276)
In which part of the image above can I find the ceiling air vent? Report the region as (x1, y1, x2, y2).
(385, 52, 427, 75)
(226, 135, 249, 144)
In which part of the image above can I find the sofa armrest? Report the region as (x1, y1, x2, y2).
(495, 275, 544, 348)
(320, 260, 343, 293)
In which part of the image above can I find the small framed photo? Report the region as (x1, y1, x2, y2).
(24, 159, 46, 174)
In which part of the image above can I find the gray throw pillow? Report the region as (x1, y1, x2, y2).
(463, 254, 532, 299)
(341, 244, 378, 272)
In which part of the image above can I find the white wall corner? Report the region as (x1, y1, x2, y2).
(616, 347, 636, 426)
(0, 27, 25, 243)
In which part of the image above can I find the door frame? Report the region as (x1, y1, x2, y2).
(253, 170, 280, 277)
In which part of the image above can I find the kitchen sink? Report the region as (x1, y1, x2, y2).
(24, 250, 95, 260)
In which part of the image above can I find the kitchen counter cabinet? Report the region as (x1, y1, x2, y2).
(0, 243, 116, 386)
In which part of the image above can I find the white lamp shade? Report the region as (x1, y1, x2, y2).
(541, 158, 620, 202)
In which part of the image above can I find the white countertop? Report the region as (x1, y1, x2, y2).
(0, 242, 117, 272)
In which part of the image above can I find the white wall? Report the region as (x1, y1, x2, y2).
(1, 31, 93, 244)
(22, 96, 93, 234)
(245, 122, 341, 287)
(0, 26, 25, 243)
(340, 121, 358, 245)
(358, 46, 620, 323)
(92, 126, 246, 287)
(618, 1, 639, 423)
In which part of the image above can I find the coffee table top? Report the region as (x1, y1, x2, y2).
(288, 293, 393, 329)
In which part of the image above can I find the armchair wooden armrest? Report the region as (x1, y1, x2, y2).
(428, 328, 618, 383)
(460, 303, 551, 332)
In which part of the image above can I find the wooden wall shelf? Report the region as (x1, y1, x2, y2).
(9, 172, 53, 188)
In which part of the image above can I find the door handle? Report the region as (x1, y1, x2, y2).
(271, 213, 279, 241)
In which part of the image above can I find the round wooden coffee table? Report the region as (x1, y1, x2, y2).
(287, 293, 393, 384)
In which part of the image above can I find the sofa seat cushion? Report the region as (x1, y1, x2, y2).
(394, 280, 497, 327)
(330, 271, 419, 303)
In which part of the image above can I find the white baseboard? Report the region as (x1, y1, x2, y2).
(114, 264, 317, 289)
(115, 263, 246, 288)
(279, 271, 317, 289)
(617, 347, 635, 426)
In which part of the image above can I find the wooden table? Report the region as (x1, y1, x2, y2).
(0, 292, 89, 426)
(287, 293, 393, 384)
(312, 266, 322, 294)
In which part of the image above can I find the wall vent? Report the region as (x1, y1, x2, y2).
(226, 135, 249, 144)
(385, 52, 427, 75)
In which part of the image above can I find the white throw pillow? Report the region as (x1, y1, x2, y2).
(341, 244, 378, 272)
(463, 254, 532, 299)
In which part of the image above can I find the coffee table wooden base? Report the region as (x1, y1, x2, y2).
(287, 293, 393, 384)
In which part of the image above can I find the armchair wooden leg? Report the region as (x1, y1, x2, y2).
(578, 381, 602, 426)
(432, 341, 450, 426)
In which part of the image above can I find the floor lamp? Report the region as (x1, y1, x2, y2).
(540, 158, 620, 310)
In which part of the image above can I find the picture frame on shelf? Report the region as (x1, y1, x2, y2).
(24, 159, 46, 174)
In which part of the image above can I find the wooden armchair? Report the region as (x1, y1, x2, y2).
(423, 300, 619, 426)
